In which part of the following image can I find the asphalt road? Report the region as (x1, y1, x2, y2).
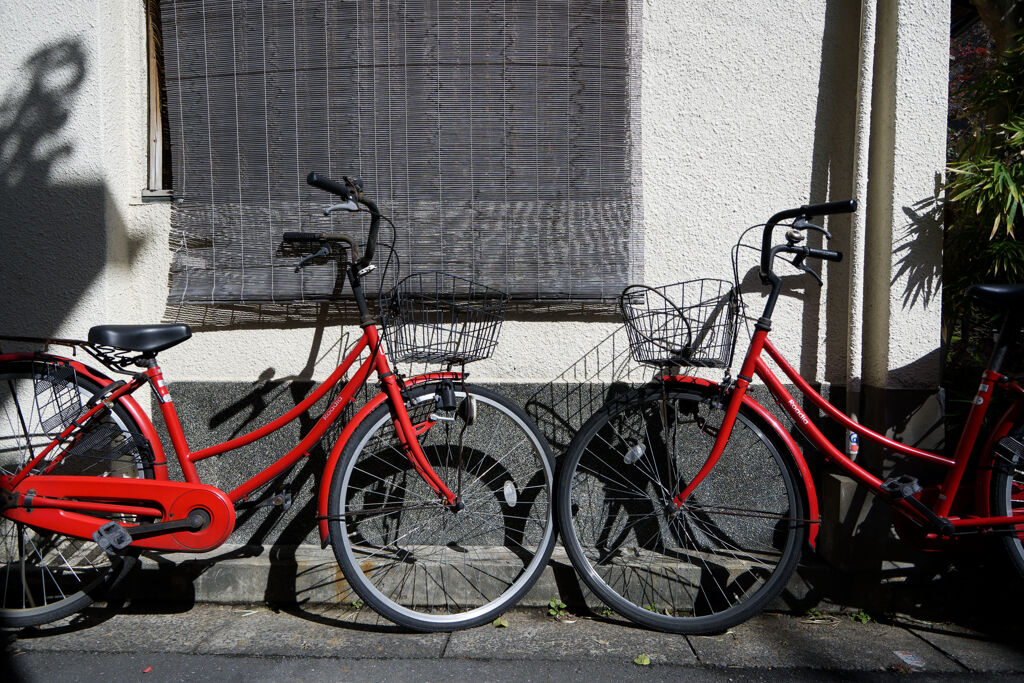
(4, 603, 1024, 682)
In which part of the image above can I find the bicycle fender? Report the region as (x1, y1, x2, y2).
(665, 375, 821, 548)
(975, 398, 1024, 516)
(316, 371, 462, 547)
(0, 352, 168, 479)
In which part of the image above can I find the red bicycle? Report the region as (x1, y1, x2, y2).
(0, 173, 556, 631)
(557, 199, 1024, 633)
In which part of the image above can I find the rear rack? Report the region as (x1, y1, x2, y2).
(0, 335, 147, 375)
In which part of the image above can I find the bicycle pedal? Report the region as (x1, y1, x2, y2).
(92, 521, 132, 556)
(880, 474, 922, 500)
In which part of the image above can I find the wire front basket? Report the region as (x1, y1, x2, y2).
(620, 278, 738, 368)
(382, 271, 510, 365)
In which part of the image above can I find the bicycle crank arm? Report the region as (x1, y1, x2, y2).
(93, 509, 211, 556)
(127, 508, 211, 538)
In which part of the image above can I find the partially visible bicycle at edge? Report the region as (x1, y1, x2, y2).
(557, 198, 1024, 634)
(0, 172, 556, 631)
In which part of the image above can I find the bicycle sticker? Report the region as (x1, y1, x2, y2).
(155, 378, 173, 404)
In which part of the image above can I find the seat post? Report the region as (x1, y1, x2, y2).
(988, 310, 1021, 376)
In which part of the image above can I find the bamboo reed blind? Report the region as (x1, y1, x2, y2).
(161, 0, 642, 303)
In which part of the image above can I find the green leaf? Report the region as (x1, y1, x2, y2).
(851, 609, 872, 624)
(493, 616, 509, 628)
(633, 654, 651, 666)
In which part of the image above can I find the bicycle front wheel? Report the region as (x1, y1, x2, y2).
(327, 382, 556, 631)
(0, 358, 154, 627)
(558, 382, 805, 634)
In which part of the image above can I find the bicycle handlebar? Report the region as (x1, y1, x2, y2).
(306, 172, 350, 197)
(759, 199, 856, 283)
(805, 247, 843, 262)
(305, 171, 381, 270)
(283, 231, 332, 242)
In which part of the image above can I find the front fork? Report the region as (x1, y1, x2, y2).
(671, 328, 768, 508)
(671, 378, 750, 508)
(378, 367, 459, 507)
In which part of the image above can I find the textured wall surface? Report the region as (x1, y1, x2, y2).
(0, 1, 947, 392)
(0, 1, 171, 341)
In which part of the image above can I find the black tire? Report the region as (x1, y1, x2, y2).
(990, 424, 1024, 579)
(0, 358, 154, 628)
(557, 382, 806, 634)
(327, 382, 556, 631)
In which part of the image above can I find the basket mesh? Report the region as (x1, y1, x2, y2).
(382, 271, 510, 365)
(620, 279, 737, 367)
(33, 360, 84, 435)
(64, 422, 141, 463)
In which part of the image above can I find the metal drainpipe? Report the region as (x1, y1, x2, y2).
(859, 0, 900, 456)
(843, 0, 876, 442)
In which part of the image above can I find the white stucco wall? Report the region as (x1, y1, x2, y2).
(0, 1, 170, 338)
(0, 0, 948, 392)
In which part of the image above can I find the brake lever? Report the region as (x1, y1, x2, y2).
(792, 217, 832, 240)
(323, 200, 359, 215)
(294, 244, 330, 272)
(791, 252, 823, 287)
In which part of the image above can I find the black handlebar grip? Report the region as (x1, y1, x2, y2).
(282, 232, 323, 242)
(801, 199, 857, 217)
(306, 172, 350, 198)
(806, 248, 843, 262)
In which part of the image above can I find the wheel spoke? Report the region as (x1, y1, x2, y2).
(1, 360, 153, 627)
(560, 385, 803, 633)
(329, 385, 554, 630)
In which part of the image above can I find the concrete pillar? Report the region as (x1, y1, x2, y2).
(819, 0, 948, 569)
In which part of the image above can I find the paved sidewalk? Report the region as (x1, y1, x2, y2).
(5, 603, 1024, 681)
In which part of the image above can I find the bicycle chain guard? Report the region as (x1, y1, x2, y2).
(3, 476, 235, 553)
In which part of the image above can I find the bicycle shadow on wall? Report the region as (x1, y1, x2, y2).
(0, 39, 146, 340)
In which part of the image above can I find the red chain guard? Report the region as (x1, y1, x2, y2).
(3, 476, 235, 552)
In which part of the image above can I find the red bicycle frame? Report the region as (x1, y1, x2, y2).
(2, 175, 479, 553)
(673, 328, 1024, 535)
(1, 314, 461, 553)
(668, 199, 1024, 541)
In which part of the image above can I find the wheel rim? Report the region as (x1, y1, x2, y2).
(0, 363, 147, 623)
(334, 389, 554, 627)
(564, 389, 801, 628)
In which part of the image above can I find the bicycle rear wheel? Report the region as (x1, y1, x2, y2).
(558, 382, 805, 634)
(990, 424, 1024, 579)
(0, 358, 154, 627)
(327, 382, 555, 631)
